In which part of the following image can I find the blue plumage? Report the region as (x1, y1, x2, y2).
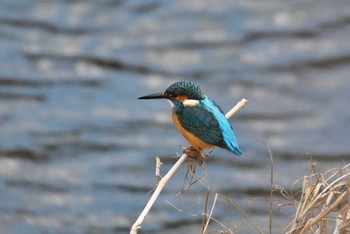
(172, 99, 223, 145)
(172, 98, 242, 156)
(138, 80, 242, 156)
(201, 98, 242, 155)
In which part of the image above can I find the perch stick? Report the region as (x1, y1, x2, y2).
(130, 98, 248, 234)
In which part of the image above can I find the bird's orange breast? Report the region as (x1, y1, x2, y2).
(172, 112, 213, 150)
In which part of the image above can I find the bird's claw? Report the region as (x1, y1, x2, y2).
(183, 146, 207, 164)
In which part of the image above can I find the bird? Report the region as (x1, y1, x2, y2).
(138, 80, 242, 157)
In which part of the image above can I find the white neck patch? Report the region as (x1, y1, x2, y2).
(167, 100, 174, 107)
(183, 99, 200, 107)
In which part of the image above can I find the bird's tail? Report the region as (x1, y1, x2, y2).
(227, 141, 242, 156)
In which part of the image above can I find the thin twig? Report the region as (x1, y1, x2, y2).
(220, 193, 264, 234)
(201, 189, 210, 233)
(130, 98, 248, 234)
(257, 138, 274, 234)
(165, 199, 231, 232)
(203, 193, 219, 233)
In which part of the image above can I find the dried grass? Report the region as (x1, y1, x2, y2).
(282, 163, 350, 234)
(165, 154, 350, 234)
(180, 146, 350, 234)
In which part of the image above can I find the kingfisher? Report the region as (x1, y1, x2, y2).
(138, 81, 242, 157)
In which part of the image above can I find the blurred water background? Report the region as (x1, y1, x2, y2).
(0, 0, 350, 233)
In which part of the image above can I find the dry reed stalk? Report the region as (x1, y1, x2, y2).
(283, 163, 350, 234)
(201, 189, 210, 234)
(256, 138, 274, 234)
(130, 98, 248, 234)
(202, 193, 219, 233)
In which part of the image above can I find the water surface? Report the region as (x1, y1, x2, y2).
(0, 0, 350, 233)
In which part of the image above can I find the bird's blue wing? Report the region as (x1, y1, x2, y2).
(201, 98, 242, 155)
(178, 104, 223, 146)
(177, 98, 242, 156)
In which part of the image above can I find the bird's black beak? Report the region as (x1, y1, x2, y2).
(138, 92, 167, 100)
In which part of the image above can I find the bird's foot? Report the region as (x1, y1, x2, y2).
(183, 146, 196, 151)
(183, 146, 207, 164)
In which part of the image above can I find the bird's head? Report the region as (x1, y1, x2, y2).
(138, 81, 205, 106)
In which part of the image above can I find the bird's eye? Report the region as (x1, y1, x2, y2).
(166, 93, 175, 99)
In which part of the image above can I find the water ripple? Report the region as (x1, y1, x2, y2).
(0, 16, 99, 35)
(0, 0, 349, 233)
